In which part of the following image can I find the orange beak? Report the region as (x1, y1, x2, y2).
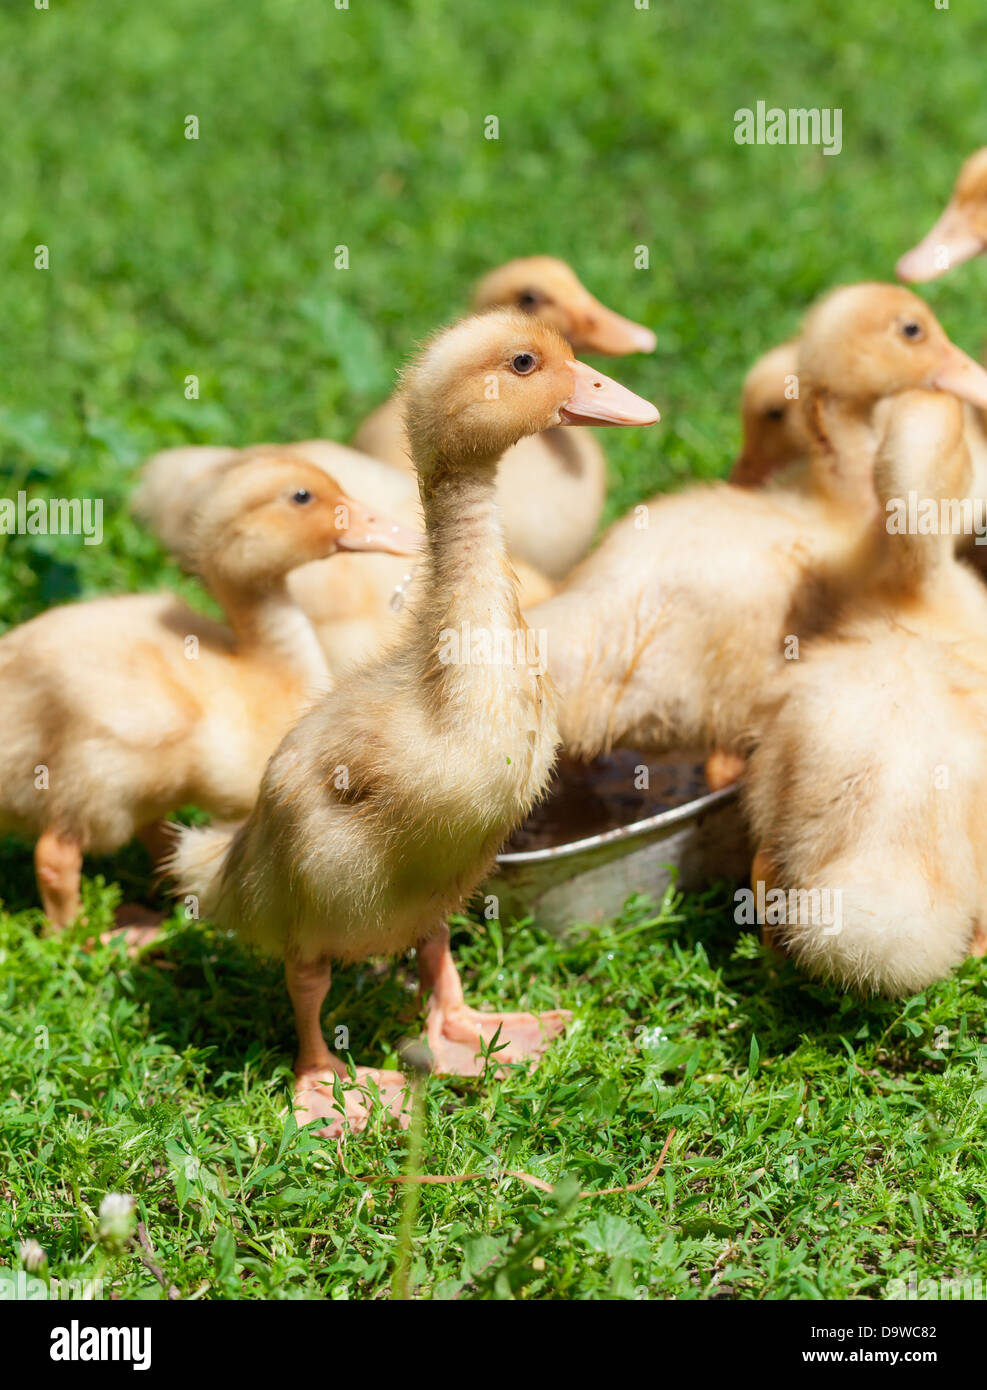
(897, 202, 987, 282)
(334, 496, 422, 555)
(559, 359, 660, 427)
(931, 344, 987, 412)
(569, 297, 658, 356)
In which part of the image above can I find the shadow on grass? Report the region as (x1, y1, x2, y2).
(0, 834, 39, 912)
(1, 828, 919, 1083)
(563, 879, 907, 1067)
(0, 832, 170, 916)
(127, 920, 424, 1083)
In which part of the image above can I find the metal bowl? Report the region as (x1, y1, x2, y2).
(488, 783, 750, 936)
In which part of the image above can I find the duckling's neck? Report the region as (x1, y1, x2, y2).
(875, 505, 957, 591)
(411, 455, 547, 724)
(417, 457, 523, 645)
(805, 390, 880, 511)
(206, 574, 331, 694)
(829, 497, 956, 621)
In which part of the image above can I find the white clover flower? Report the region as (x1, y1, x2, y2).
(19, 1238, 47, 1272)
(97, 1193, 136, 1250)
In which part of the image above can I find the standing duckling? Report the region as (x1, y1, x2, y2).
(0, 456, 418, 930)
(745, 391, 987, 995)
(354, 257, 657, 580)
(169, 310, 659, 1137)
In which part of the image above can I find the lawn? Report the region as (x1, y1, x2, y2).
(2, 0, 987, 1301)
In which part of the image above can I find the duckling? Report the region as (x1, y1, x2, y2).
(729, 341, 811, 488)
(728, 344, 987, 570)
(897, 147, 987, 283)
(745, 390, 987, 995)
(353, 257, 657, 580)
(134, 439, 429, 673)
(168, 310, 659, 1137)
(896, 147, 987, 570)
(136, 440, 555, 674)
(527, 284, 987, 775)
(0, 456, 417, 930)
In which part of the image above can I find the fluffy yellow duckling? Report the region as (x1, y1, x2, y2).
(729, 340, 810, 488)
(728, 352, 987, 584)
(353, 257, 657, 580)
(0, 456, 417, 930)
(169, 310, 659, 1137)
(136, 444, 555, 675)
(527, 284, 987, 774)
(897, 147, 987, 283)
(728, 335, 987, 529)
(745, 391, 987, 995)
(133, 438, 443, 674)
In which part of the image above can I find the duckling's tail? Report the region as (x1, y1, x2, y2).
(164, 824, 235, 920)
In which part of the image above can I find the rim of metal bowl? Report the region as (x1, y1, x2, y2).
(495, 781, 741, 866)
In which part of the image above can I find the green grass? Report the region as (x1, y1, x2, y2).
(4, 888, 987, 1300)
(3, 0, 987, 1300)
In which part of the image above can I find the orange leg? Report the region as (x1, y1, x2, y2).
(705, 749, 746, 792)
(971, 923, 987, 958)
(34, 829, 83, 931)
(417, 924, 570, 1076)
(287, 954, 410, 1139)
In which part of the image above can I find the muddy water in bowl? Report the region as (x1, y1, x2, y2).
(490, 750, 750, 935)
(506, 751, 709, 852)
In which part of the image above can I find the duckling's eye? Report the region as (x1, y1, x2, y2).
(291, 488, 313, 505)
(517, 290, 541, 310)
(764, 406, 786, 421)
(901, 320, 925, 342)
(510, 352, 538, 375)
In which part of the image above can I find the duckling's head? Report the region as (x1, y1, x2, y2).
(471, 257, 657, 356)
(402, 309, 659, 480)
(897, 148, 987, 282)
(191, 456, 420, 587)
(872, 390, 972, 507)
(731, 340, 811, 486)
(798, 283, 987, 411)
